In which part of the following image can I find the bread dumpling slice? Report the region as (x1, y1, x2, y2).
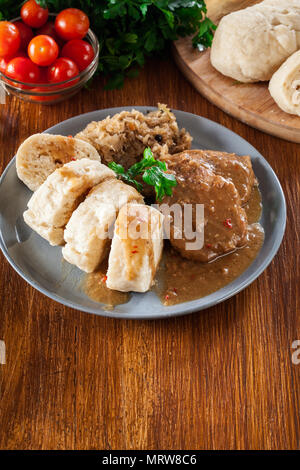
(16, 133, 101, 191)
(62, 179, 144, 273)
(269, 50, 300, 116)
(106, 204, 164, 293)
(23, 159, 115, 246)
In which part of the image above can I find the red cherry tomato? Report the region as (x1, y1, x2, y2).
(38, 66, 49, 84)
(21, 0, 48, 29)
(0, 51, 27, 74)
(0, 57, 8, 74)
(28, 35, 59, 67)
(61, 39, 94, 72)
(47, 57, 79, 86)
(36, 21, 64, 47)
(0, 58, 7, 74)
(55, 9, 89, 41)
(6, 57, 40, 84)
(0, 22, 21, 58)
(29, 87, 62, 102)
(13, 21, 34, 51)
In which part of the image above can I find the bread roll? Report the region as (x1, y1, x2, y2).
(23, 159, 115, 246)
(106, 204, 164, 293)
(211, 0, 300, 83)
(269, 49, 300, 115)
(62, 179, 144, 273)
(16, 133, 101, 191)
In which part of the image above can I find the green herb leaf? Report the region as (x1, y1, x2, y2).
(108, 147, 177, 200)
(192, 17, 217, 51)
(108, 161, 125, 175)
(143, 165, 177, 201)
(108, 161, 143, 191)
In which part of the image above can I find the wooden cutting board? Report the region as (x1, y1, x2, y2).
(173, 0, 300, 143)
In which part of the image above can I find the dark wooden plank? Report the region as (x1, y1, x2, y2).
(0, 57, 299, 450)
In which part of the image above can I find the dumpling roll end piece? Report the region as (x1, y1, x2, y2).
(269, 50, 300, 116)
(106, 204, 164, 293)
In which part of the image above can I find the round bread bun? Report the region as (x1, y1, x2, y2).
(16, 133, 101, 192)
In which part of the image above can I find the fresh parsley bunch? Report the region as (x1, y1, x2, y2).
(109, 147, 177, 201)
(0, 0, 215, 89)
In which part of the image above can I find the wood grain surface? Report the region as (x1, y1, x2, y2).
(173, 0, 300, 143)
(0, 55, 299, 450)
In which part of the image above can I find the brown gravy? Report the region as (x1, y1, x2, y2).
(154, 224, 264, 306)
(244, 184, 263, 224)
(83, 262, 130, 309)
(83, 186, 264, 309)
(154, 185, 264, 306)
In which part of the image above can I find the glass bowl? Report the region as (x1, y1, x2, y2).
(0, 14, 99, 105)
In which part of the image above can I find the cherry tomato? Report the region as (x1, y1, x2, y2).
(47, 57, 79, 86)
(0, 22, 21, 58)
(6, 57, 40, 84)
(13, 21, 34, 51)
(61, 39, 94, 72)
(29, 87, 62, 102)
(21, 0, 49, 29)
(0, 57, 8, 74)
(28, 35, 59, 67)
(38, 66, 48, 84)
(55, 9, 89, 41)
(0, 51, 27, 74)
(36, 21, 64, 47)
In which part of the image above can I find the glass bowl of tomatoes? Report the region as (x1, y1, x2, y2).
(0, 6, 99, 105)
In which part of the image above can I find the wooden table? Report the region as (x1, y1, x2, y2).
(0, 57, 299, 451)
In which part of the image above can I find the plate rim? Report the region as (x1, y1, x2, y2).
(0, 107, 287, 320)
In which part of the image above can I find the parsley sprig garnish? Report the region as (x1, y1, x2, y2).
(108, 147, 177, 201)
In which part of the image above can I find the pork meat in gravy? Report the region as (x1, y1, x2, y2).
(161, 150, 253, 262)
(185, 150, 255, 204)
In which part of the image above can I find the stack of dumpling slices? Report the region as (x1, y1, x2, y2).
(17, 134, 164, 293)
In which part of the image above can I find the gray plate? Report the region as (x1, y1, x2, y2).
(0, 107, 286, 319)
